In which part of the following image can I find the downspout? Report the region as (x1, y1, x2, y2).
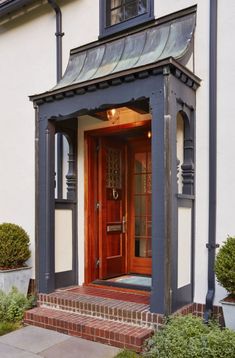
(48, 0, 64, 198)
(48, 0, 64, 82)
(204, 0, 218, 322)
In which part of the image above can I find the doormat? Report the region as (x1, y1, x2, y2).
(108, 275, 152, 287)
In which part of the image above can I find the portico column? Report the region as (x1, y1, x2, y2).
(38, 114, 55, 293)
(150, 71, 172, 315)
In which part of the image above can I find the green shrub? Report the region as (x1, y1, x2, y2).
(0, 223, 31, 268)
(0, 287, 35, 322)
(143, 315, 235, 358)
(115, 350, 139, 358)
(0, 321, 21, 336)
(214, 236, 235, 296)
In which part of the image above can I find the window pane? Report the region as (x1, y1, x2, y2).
(110, 8, 123, 25)
(107, 0, 148, 27)
(138, 0, 147, 14)
(124, 1, 138, 20)
(110, 0, 121, 9)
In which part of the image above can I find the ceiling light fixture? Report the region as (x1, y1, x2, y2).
(107, 108, 120, 124)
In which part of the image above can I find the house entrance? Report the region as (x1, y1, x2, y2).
(85, 121, 152, 284)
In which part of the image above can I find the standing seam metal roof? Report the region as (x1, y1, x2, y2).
(53, 13, 196, 91)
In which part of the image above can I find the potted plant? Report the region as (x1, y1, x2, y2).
(214, 236, 235, 330)
(0, 223, 31, 296)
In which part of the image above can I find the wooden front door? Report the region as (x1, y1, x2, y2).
(98, 137, 126, 279)
(85, 123, 152, 283)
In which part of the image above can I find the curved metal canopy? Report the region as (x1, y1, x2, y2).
(53, 13, 195, 91)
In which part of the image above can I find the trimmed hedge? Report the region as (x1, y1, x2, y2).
(0, 223, 31, 268)
(215, 236, 235, 296)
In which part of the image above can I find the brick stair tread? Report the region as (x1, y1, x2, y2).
(39, 290, 149, 311)
(25, 307, 153, 351)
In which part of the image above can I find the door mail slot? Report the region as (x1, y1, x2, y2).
(107, 224, 122, 232)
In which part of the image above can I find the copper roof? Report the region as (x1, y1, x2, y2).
(53, 13, 196, 92)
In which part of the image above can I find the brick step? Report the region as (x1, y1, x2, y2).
(24, 307, 153, 352)
(38, 290, 162, 329)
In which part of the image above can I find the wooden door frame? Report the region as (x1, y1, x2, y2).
(84, 120, 151, 284)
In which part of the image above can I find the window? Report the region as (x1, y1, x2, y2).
(100, 0, 154, 37)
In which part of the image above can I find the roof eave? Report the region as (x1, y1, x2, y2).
(0, 0, 35, 18)
(29, 58, 201, 104)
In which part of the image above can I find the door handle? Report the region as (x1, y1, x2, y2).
(122, 216, 126, 233)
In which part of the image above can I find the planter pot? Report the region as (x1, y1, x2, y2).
(221, 298, 235, 330)
(0, 266, 31, 296)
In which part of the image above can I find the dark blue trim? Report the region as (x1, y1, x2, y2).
(99, 0, 154, 38)
(204, 0, 217, 322)
(0, 0, 34, 18)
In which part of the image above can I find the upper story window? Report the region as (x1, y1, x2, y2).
(100, 0, 154, 37)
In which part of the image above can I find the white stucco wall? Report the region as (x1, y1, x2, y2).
(192, 1, 210, 305)
(215, 0, 235, 303)
(155, 0, 197, 18)
(0, 0, 99, 277)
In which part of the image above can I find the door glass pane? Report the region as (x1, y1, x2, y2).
(147, 220, 152, 237)
(135, 152, 146, 173)
(106, 147, 122, 189)
(146, 238, 152, 257)
(135, 238, 151, 257)
(135, 218, 146, 236)
(135, 196, 146, 216)
(135, 174, 147, 193)
(146, 174, 152, 193)
(133, 144, 152, 259)
(147, 151, 152, 172)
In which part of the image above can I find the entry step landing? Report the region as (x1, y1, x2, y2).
(24, 286, 163, 352)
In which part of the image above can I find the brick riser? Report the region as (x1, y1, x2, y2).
(38, 291, 163, 329)
(24, 307, 153, 352)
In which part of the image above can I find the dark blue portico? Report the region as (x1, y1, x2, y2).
(30, 11, 200, 315)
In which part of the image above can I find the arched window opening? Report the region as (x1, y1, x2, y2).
(176, 113, 184, 194)
(55, 133, 76, 200)
(176, 111, 194, 195)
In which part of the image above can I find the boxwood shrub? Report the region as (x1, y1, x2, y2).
(0, 223, 31, 268)
(214, 236, 235, 296)
(143, 315, 235, 358)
